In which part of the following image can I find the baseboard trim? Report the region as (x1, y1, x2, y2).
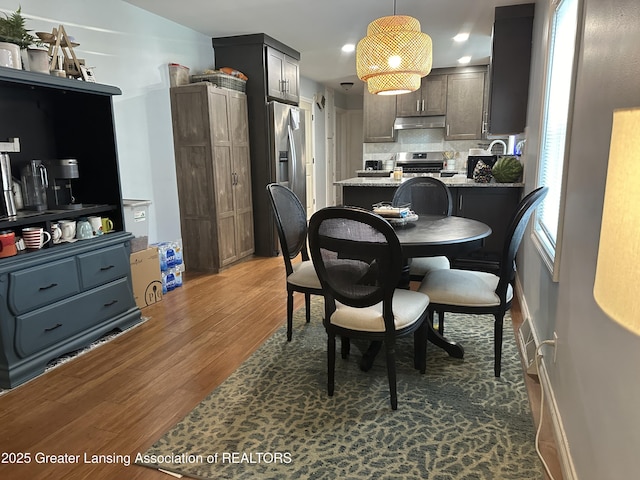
(514, 277, 578, 480)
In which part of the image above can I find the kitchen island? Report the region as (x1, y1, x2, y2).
(335, 175, 525, 271)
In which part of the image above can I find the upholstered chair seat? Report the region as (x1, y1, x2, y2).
(417, 187, 548, 377)
(420, 269, 513, 308)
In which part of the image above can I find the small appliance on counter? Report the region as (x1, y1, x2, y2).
(0, 138, 20, 219)
(21, 159, 48, 212)
(47, 158, 83, 209)
(364, 160, 383, 170)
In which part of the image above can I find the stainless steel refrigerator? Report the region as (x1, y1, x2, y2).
(266, 100, 306, 254)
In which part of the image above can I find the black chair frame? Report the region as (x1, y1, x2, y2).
(426, 186, 548, 376)
(266, 183, 323, 341)
(309, 206, 429, 410)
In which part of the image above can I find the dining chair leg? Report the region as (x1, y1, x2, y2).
(340, 336, 350, 359)
(305, 293, 311, 323)
(384, 338, 398, 410)
(494, 313, 504, 377)
(286, 290, 294, 341)
(327, 331, 336, 396)
(413, 323, 428, 374)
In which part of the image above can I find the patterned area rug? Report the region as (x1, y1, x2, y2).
(138, 299, 540, 479)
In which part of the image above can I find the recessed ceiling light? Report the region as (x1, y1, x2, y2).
(342, 44, 355, 53)
(454, 33, 470, 42)
(458, 56, 472, 64)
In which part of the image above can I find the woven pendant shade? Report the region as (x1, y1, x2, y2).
(356, 15, 432, 95)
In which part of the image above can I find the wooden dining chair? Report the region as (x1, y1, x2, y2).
(308, 206, 430, 410)
(418, 187, 548, 377)
(392, 176, 454, 280)
(266, 183, 322, 341)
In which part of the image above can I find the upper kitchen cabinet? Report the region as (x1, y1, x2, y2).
(396, 74, 447, 117)
(213, 33, 300, 105)
(362, 65, 487, 143)
(445, 68, 487, 141)
(266, 46, 300, 104)
(363, 88, 397, 143)
(487, 4, 535, 135)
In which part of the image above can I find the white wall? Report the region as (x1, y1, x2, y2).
(520, 1, 640, 478)
(2, 0, 213, 243)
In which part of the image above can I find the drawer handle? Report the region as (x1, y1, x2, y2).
(100, 265, 115, 271)
(39, 283, 58, 291)
(104, 299, 118, 307)
(44, 323, 63, 332)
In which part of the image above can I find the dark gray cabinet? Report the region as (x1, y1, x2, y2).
(396, 74, 447, 117)
(0, 68, 141, 389)
(212, 34, 301, 256)
(1, 234, 140, 388)
(445, 71, 486, 140)
(451, 186, 523, 270)
(363, 66, 487, 143)
(488, 3, 535, 135)
(266, 46, 299, 104)
(338, 182, 522, 271)
(363, 89, 397, 142)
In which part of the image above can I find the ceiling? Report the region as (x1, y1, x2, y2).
(125, 0, 526, 95)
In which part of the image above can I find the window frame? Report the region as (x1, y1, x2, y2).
(532, 0, 583, 281)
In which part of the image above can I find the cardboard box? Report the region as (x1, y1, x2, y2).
(130, 247, 163, 309)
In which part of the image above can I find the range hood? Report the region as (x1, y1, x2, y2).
(393, 115, 446, 130)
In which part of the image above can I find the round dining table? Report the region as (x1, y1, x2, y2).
(393, 214, 492, 259)
(359, 214, 492, 371)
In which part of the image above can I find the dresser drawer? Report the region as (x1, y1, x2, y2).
(77, 244, 130, 290)
(14, 277, 133, 358)
(8, 258, 81, 315)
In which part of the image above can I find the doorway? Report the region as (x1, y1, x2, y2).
(299, 98, 315, 218)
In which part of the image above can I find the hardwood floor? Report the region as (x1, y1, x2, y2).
(0, 256, 562, 480)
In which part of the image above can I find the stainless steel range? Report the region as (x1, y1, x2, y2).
(395, 152, 445, 173)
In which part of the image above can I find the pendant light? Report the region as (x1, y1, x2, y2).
(356, 0, 432, 95)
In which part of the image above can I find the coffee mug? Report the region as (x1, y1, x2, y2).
(0, 230, 17, 258)
(51, 223, 62, 244)
(22, 227, 52, 250)
(76, 219, 93, 240)
(88, 216, 103, 236)
(59, 219, 76, 241)
(101, 217, 114, 233)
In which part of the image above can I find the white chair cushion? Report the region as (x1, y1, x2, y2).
(409, 256, 450, 276)
(330, 289, 430, 332)
(418, 269, 513, 308)
(288, 260, 322, 289)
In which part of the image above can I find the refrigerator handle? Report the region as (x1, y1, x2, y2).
(287, 124, 297, 193)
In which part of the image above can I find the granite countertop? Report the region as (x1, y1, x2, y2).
(335, 175, 524, 188)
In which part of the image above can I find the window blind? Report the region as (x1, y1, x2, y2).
(535, 0, 579, 272)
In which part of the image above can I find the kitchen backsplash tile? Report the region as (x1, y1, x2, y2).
(362, 129, 512, 170)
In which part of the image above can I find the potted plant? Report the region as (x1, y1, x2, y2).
(0, 7, 39, 70)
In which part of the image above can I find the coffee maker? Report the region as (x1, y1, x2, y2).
(0, 138, 19, 218)
(47, 158, 82, 210)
